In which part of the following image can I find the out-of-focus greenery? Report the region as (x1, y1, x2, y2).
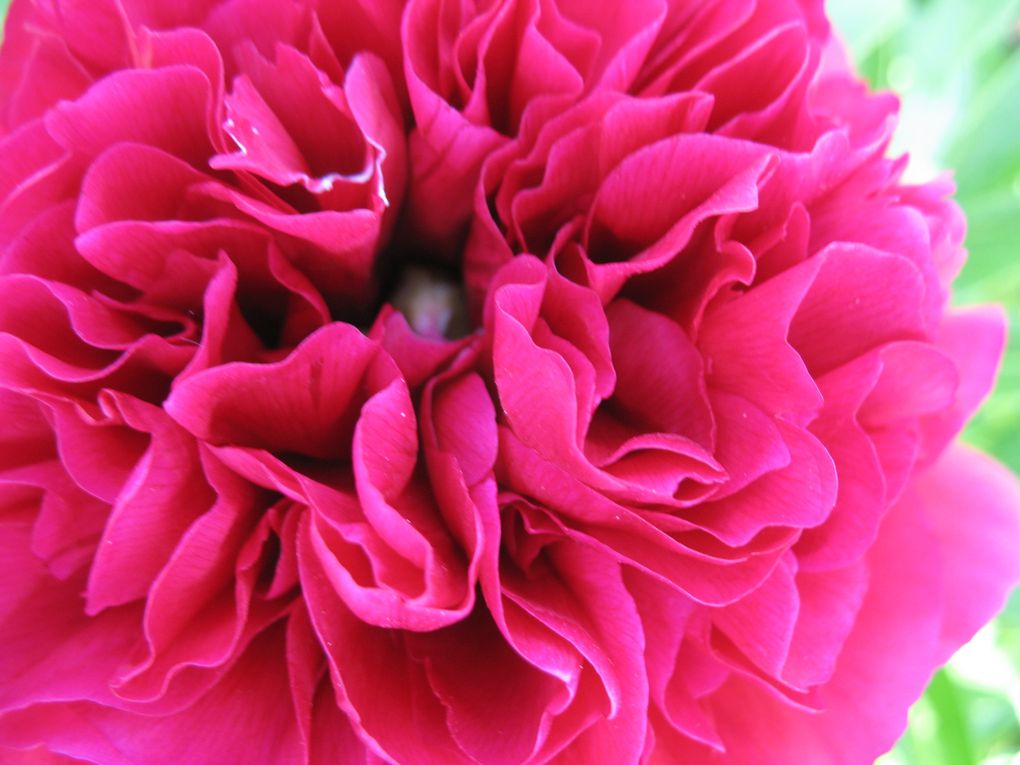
(830, 0, 1020, 763)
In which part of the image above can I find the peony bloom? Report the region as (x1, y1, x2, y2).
(1, 0, 1018, 763)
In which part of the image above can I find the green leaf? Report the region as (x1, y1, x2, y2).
(0, 0, 9, 43)
(926, 670, 977, 765)
(947, 52, 1020, 196)
(829, 0, 910, 62)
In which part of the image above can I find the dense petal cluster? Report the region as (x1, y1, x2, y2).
(1, 0, 1018, 763)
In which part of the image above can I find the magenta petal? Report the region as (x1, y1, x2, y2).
(858, 341, 958, 427)
(797, 354, 890, 571)
(0, 120, 76, 251)
(308, 679, 375, 765)
(0, 746, 88, 765)
(297, 518, 475, 765)
(491, 265, 582, 461)
(112, 451, 263, 703)
(0, 1, 1015, 762)
(411, 608, 567, 765)
(0, 625, 304, 765)
(45, 66, 212, 165)
(704, 436, 1020, 764)
(713, 552, 799, 678)
(917, 444, 1020, 661)
(212, 73, 312, 185)
(428, 370, 498, 488)
(541, 544, 649, 765)
(75, 143, 216, 233)
(2, 202, 116, 292)
(704, 461, 946, 764)
(782, 561, 868, 689)
(583, 134, 772, 294)
(5, 31, 91, 127)
(372, 308, 466, 391)
(707, 390, 790, 500)
(85, 400, 214, 614)
(789, 244, 928, 375)
(499, 429, 784, 605)
(48, 403, 147, 505)
(166, 323, 380, 459)
(0, 517, 139, 716)
(919, 307, 1006, 463)
(495, 538, 651, 763)
(607, 300, 713, 447)
(700, 256, 823, 421)
(699, 419, 835, 545)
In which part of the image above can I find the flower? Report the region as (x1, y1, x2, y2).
(1, 0, 1018, 763)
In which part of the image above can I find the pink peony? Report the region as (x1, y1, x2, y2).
(1, 0, 1018, 763)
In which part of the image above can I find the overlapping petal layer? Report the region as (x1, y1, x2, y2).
(0, 0, 1018, 763)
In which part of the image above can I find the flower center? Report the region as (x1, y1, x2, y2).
(388, 264, 471, 340)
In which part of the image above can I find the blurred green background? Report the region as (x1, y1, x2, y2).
(0, 0, 1017, 762)
(829, 0, 1020, 763)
